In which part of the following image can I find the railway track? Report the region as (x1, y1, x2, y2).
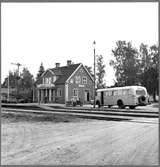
(2, 104, 159, 121)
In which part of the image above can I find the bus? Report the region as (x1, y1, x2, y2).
(95, 86, 149, 109)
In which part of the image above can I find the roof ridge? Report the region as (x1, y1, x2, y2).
(50, 63, 81, 70)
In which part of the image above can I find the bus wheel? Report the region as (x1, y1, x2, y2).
(117, 100, 124, 109)
(96, 101, 101, 108)
(129, 106, 135, 109)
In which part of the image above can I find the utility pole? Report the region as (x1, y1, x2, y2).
(7, 71, 10, 101)
(93, 41, 96, 108)
(11, 63, 22, 76)
(11, 62, 23, 102)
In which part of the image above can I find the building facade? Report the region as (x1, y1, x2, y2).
(35, 61, 94, 104)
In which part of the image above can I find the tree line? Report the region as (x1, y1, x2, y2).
(110, 41, 159, 102)
(2, 63, 45, 102)
(86, 40, 159, 102)
(2, 40, 159, 102)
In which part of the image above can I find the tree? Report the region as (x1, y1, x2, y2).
(110, 41, 140, 86)
(2, 67, 34, 102)
(139, 43, 159, 101)
(17, 67, 34, 101)
(96, 54, 106, 89)
(2, 70, 18, 88)
(36, 62, 45, 81)
(20, 67, 34, 89)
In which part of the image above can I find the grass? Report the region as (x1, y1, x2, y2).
(1, 112, 91, 124)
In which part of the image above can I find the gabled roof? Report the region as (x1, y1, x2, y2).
(49, 68, 62, 76)
(53, 63, 81, 84)
(36, 63, 93, 85)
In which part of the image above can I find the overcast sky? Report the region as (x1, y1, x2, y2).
(2, 2, 158, 86)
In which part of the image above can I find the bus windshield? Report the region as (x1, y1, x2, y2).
(136, 89, 146, 96)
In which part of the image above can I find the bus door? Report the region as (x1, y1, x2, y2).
(101, 91, 104, 106)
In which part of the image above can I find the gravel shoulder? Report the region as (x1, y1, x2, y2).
(1, 109, 159, 165)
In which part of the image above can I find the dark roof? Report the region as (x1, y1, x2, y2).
(52, 63, 81, 84)
(50, 68, 62, 76)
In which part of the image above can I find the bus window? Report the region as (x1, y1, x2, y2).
(128, 89, 132, 95)
(108, 91, 112, 96)
(105, 91, 109, 96)
(118, 89, 122, 95)
(136, 89, 146, 95)
(113, 90, 118, 96)
(122, 89, 129, 95)
(112, 91, 114, 96)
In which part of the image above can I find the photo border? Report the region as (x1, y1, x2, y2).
(0, 1, 159, 167)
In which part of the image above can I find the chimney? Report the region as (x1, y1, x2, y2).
(67, 60, 72, 66)
(55, 63, 60, 68)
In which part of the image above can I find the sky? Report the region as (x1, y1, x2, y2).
(1, 2, 158, 86)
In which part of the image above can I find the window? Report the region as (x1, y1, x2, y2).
(82, 77, 87, 84)
(53, 76, 56, 82)
(48, 77, 52, 84)
(108, 91, 112, 96)
(57, 88, 62, 97)
(75, 76, 81, 84)
(105, 91, 109, 96)
(118, 90, 122, 96)
(122, 89, 129, 95)
(73, 88, 78, 97)
(136, 89, 146, 95)
(45, 78, 49, 84)
(113, 90, 118, 96)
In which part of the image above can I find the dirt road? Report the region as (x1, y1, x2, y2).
(1, 112, 159, 165)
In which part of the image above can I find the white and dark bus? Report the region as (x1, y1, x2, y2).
(95, 86, 149, 109)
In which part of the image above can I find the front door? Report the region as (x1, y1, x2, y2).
(101, 91, 104, 106)
(84, 90, 90, 102)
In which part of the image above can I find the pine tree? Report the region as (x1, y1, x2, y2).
(36, 62, 45, 81)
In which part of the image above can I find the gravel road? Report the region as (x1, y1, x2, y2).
(1, 111, 159, 165)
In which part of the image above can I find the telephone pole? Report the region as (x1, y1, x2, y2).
(11, 63, 22, 76)
(93, 41, 96, 108)
(7, 71, 10, 101)
(11, 62, 23, 102)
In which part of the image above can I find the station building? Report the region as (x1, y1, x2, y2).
(34, 60, 94, 104)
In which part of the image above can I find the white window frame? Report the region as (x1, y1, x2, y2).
(113, 90, 118, 96)
(48, 77, 52, 84)
(108, 91, 112, 96)
(82, 76, 87, 84)
(73, 88, 78, 97)
(105, 91, 109, 96)
(45, 78, 48, 84)
(57, 88, 62, 97)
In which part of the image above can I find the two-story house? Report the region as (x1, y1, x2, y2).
(35, 60, 94, 104)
